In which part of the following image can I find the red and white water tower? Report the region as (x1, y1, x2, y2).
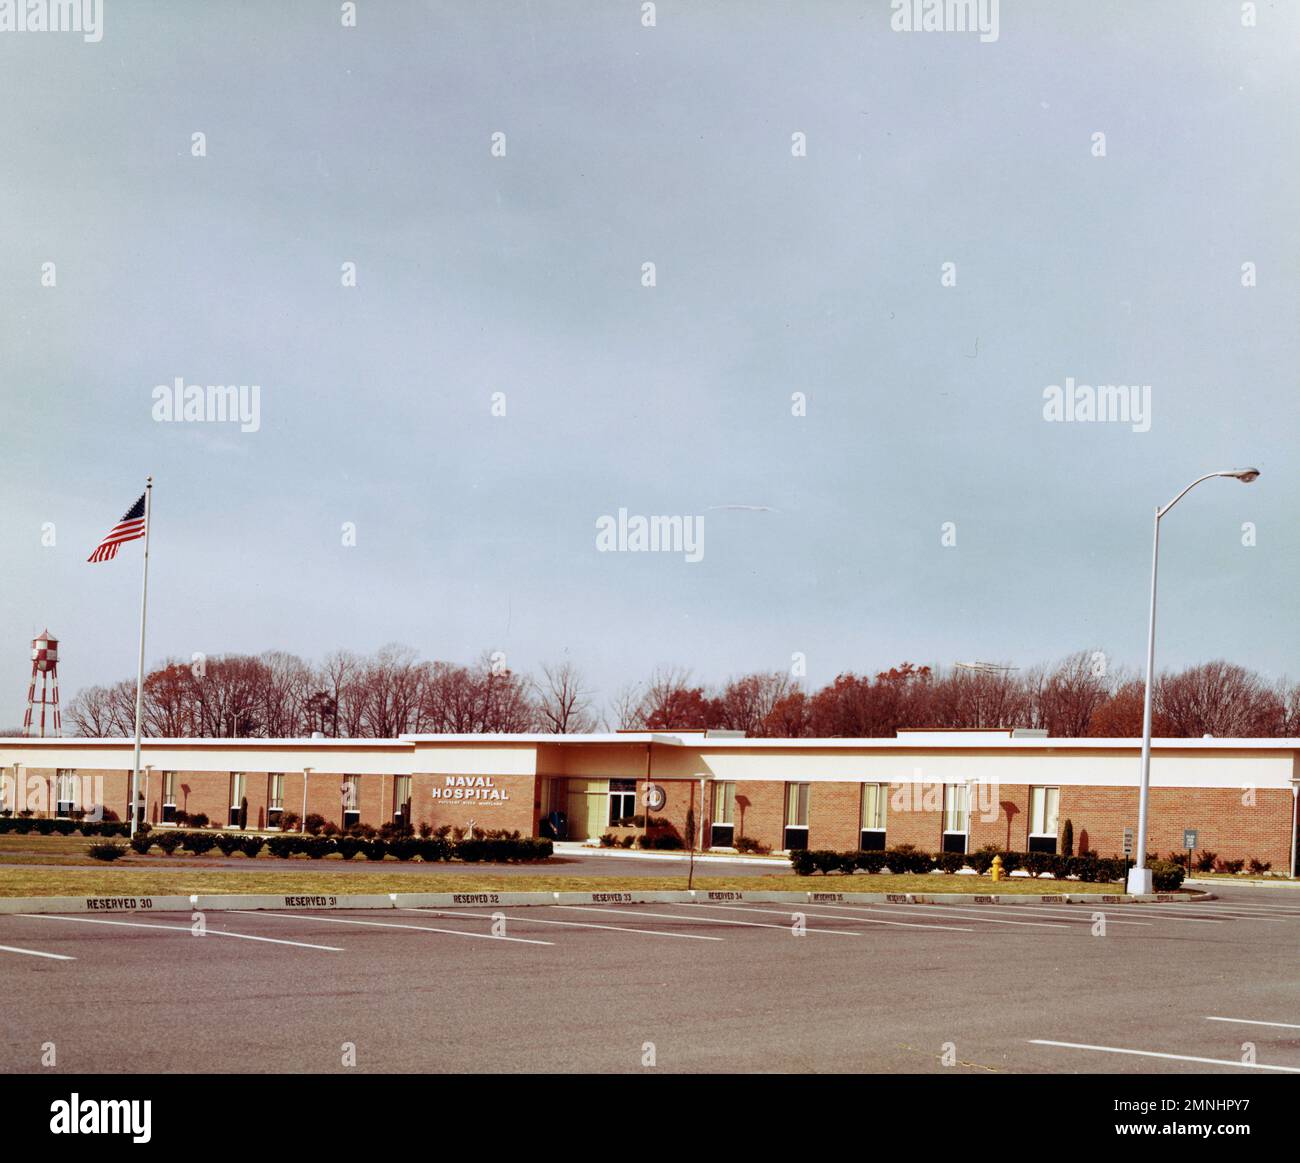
(22, 629, 61, 737)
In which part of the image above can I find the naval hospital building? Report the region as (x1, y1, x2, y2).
(1, 729, 1297, 873)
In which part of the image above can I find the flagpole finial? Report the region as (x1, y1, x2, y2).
(146, 476, 153, 487)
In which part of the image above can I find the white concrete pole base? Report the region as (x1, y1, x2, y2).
(1126, 866, 1154, 894)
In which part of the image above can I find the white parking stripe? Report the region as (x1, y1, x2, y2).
(817, 902, 1066, 929)
(1095, 909, 1224, 925)
(558, 905, 860, 936)
(237, 911, 554, 946)
(1191, 903, 1300, 917)
(1029, 1039, 1300, 1073)
(1206, 1016, 1300, 1030)
(401, 908, 723, 941)
(1148, 911, 1262, 923)
(0, 943, 75, 961)
(1169, 908, 1288, 922)
(682, 902, 975, 933)
(926, 902, 1153, 926)
(17, 914, 343, 951)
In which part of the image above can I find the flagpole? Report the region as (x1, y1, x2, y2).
(128, 477, 153, 839)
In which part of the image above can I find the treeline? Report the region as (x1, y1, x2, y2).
(615, 656, 1300, 738)
(63, 648, 1300, 739)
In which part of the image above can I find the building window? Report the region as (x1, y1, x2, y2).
(860, 782, 888, 850)
(393, 775, 412, 825)
(942, 784, 969, 854)
(161, 771, 178, 823)
(784, 782, 810, 851)
(1028, 786, 1060, 854)
(608, 778, 637, 826)
(228, 773, 246, 828)
(267, 773, 284, 828)
(710, 781, 736, 848)
(341, 777, 360, 828)
(55, 770, 78, 818)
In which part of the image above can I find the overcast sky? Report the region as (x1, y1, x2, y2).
(1, 0, 1296, 725)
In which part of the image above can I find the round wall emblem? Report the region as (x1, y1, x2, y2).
(642, 783, 667, 811)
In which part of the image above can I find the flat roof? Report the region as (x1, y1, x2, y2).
(1, 734, 1298, 752)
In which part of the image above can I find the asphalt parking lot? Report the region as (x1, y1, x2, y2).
(1, 886, 1297, 1074)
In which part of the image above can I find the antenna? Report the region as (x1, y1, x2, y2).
(954, 661, 1020, 675)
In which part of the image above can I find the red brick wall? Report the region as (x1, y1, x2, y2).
(972, 783, 1030, 851)
(701, 780, 1295, 870)
(639, 778, 697, 844)
(1060, 785, 1293, 869)
(13, 762, 1291, 869)
(881, 782, 945, 851)
(813, 782, 862, 851)
(171, 771, 228, 824)
(734, 781, 786, 851)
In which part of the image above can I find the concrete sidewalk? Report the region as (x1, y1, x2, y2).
(553, 841, 782, 867)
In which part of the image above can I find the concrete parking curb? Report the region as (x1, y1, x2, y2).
(0, 887, 1214, 915)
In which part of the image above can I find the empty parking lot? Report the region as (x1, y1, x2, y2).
(1, 887, 1297, 1074)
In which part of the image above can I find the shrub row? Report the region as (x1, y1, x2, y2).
(129, 831, 553, 863)
(789, 847, 1184, 891)
(1181, 850, 1273, 875)
(598, 832, 685, 850)
(0, 816, 140, 838)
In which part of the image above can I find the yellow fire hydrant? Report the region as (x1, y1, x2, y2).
(991, 854, 1004, 882)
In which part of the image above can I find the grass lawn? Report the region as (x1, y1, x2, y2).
(0, 835, 106, 864)
(0, 833, 1167, 897)
(0, 864, 1125, 898)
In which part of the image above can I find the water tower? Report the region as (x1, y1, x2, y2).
(22, 630, 61, 737)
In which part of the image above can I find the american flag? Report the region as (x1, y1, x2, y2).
(87, 492, 147, 563)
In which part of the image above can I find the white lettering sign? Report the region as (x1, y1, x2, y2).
(430, 776, 510, 803)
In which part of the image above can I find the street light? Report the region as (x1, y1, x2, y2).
(1127, 468, 1260, 894)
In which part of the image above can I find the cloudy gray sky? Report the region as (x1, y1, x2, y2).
(1, 0, 1296, 724)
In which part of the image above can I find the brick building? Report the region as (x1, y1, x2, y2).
(1, 729, 1296, 873)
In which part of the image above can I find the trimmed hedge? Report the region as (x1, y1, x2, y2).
(1, 821, 554, 866)
(166, 833, 554, 864)
(0, 817, 132, 838)
(789, 846, 1182, 889)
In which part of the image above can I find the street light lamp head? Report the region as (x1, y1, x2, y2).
(1227, 467, 1260, 482)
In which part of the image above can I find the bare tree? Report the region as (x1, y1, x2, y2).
(359, 644, 425, 737)
(64, 684, 123, 736)
(258, 651, 313, 737)
(475, 653, 537, 733)
(1157, 661, 1284, 737)
(1031, 650, 1112, 737)
(604, 681, 646, 731)
(535, 661, 596, 733)
(63, 645, 1300, 742)
(712, 673, 793, 736)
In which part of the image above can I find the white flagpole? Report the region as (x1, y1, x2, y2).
(128, 477, 153, 839)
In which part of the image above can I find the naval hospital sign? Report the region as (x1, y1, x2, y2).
(431, 775, 510, 804)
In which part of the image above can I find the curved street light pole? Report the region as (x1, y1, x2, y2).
(1127, 468, 1260, 894)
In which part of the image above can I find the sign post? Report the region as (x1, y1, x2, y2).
(1183, 828, 1198, 879)
(1122, 826, 1134, 885)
